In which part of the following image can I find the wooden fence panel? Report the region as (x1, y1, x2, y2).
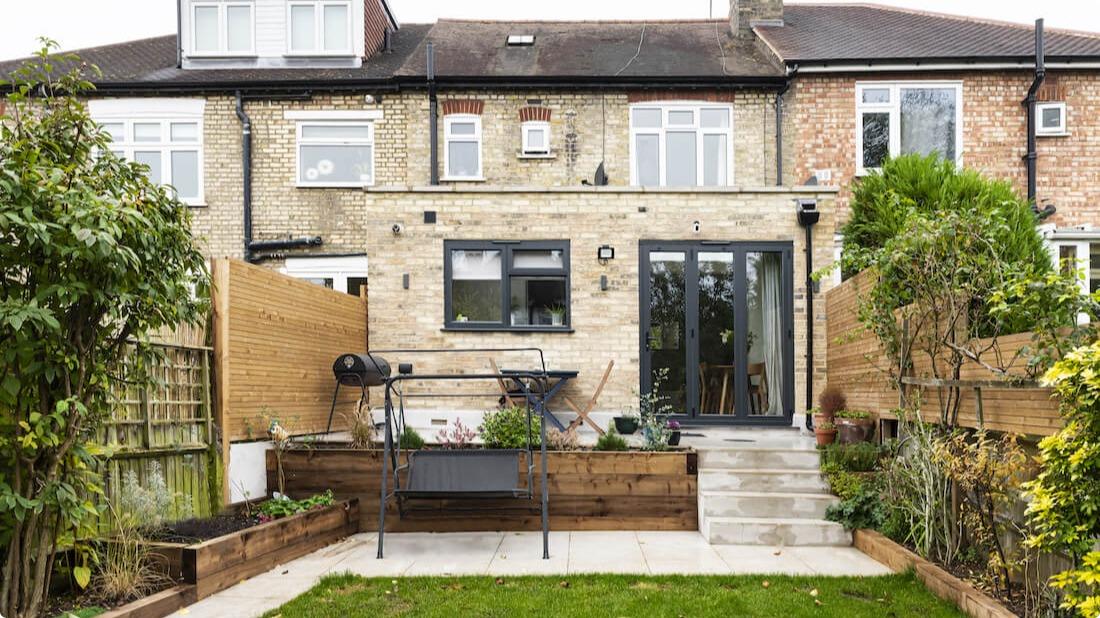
(824, 271, 1063, 436)
(102, 324, 216, 520)
(213, 258, 368, 442)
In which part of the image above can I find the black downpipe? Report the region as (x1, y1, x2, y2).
(427, 43, 439, 185)
(797, 202, 820, 430)
(176, 0, 184, 69)
(235, 91, 254, 262)
(1024, 19, 1045, 207)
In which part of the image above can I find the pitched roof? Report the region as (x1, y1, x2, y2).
(757, 4, 1100, 65)
(394, 19, 785, 82)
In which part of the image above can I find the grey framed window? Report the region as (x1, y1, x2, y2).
(444, 240, 570, 331)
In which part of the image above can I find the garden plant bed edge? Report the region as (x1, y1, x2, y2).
(853, 529, 1017, 618)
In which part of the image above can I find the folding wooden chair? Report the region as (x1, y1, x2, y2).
(564, 360, 613, 436)
(488, 358, 521, 407)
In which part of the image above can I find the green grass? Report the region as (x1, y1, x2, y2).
(54, 607, 106, 618)
(261, 571, 963, 617)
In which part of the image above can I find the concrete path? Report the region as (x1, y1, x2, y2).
(175, 530, 891, 618)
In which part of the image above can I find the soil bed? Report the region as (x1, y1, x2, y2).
(147, 513, 259, 544)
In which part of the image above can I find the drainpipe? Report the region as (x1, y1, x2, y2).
(427, 42, 439, 185)
(1023, 19, 1046, 209)
(775, 65, 797, 187)
(176, 0, 183, 68)
(797, 200, 820, 430)
(235, 91, 254, 262)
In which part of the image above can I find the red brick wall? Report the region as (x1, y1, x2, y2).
(787, 70, 1100, 231)
(363, 0, 391, 59)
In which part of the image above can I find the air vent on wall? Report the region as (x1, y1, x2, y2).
(506, 35, 535, 46)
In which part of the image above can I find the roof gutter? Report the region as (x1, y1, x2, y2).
(792, 59, 1100, 73)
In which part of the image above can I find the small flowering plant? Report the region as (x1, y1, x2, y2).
(436, 418, 477, 448)
(666, 419, 681, 431)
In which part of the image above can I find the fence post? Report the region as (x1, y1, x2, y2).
(212, 258, 232, 506)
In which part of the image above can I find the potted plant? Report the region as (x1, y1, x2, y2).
(814, 420, 837, 447)
(455, 313, 469, 323)
(835, 410, 875, 444)
(666, 419, 682, 446)
(816, 384, 846, 425)
(548, 304, 566, 326)
(613, 411, 639, 435)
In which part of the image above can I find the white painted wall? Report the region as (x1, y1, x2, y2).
(228, 440, 273, 502)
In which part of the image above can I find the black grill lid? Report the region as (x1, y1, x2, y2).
(332, 353, 391, 386)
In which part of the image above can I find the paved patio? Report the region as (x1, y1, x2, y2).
(176, 530, 891, 618)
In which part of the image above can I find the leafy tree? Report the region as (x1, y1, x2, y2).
(0, 42, 207, 618)
(1026, 342, 1100, 617)
(842, 154, 1049, 278)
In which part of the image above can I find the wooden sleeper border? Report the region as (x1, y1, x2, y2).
(853, 529, 1017, 618)
(99, 499, 359, 618)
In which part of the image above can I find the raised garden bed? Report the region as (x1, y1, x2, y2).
(93, 499, 359, 618)
(854, 529, 1016, 618)
(270, 449, 698, 532)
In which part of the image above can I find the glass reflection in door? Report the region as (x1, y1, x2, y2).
(697, 252, 736, 415)
(645, 252, 687, 413)
(746, 252, 785, 416)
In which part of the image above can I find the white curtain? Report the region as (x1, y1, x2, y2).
(760, 253, 784, 415)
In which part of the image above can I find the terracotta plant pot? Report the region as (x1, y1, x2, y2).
(613, 416, 639, 434)
(814, 427, 837, 447)
(836, 417, 875, 444)
(813, 412, 833, 427)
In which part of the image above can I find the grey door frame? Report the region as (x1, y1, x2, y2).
(638, 240, 795, 426)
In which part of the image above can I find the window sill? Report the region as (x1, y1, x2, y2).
(1037, 132, 1070, 138)
(441, 325, 574, 334)
(517, 152, 556, 160)
(284, 51, 356, 58)
(440, 176, 486, 183)
(187, 52, 259, 59)
(296, 183, 373, 189)
(183, 202, 208, 208)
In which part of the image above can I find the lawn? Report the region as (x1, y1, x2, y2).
(261, 571, 964, 617)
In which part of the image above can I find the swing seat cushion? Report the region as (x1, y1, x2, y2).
(397, 450, 527, 499)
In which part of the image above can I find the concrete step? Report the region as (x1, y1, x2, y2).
(700, 491, 838, 520)
(697, 448, 821, 470)
(697, 468, 829, 493)
(702, 516, 852, 547)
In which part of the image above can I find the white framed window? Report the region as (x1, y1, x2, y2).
(282, 256, 368, 296)
(629, 103, 733, 187)
(443, 115, 483, 180)
(1036, 102, 1068, 136)
(521, 121, 551, 156)
(91, 99, 205, 206)
(855, 81, 963, 175)
(295, 121, 374, 187)
(191, 1, 254, 55)
(287, 0, 352, 55)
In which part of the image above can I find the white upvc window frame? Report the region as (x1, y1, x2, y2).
(190, 1, 255, 57)
(282, 255, 369, 295)
(443, 114, 484, 181)
(628, 102, 735, 187)
(91, 100, 205, 206)
(855, 81, 964, 176)
(520, 120, 551, 156)
(1036, 101, 1068, 136)
(294, 120, 375, 188)
(286, 0, 354, 56)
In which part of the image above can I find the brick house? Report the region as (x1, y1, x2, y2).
(4, 0, 1100, 434)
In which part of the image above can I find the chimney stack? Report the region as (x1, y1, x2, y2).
(730, 0, 784, 38)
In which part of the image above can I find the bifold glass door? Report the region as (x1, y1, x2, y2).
(640, 242, 793, 424)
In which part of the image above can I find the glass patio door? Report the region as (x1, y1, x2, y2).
(640, 242, 793, 424)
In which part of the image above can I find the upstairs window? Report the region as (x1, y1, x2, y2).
(856, 82, 963, 174)
(444, 115, 483, 180)
(1036, 102, 1067, 136)
(91, 99, 206, 206)
(192, 1, 254, 55)
(295, 121, 374, 187)
(629, 103, 733, 187)
(521, 121, 551, 156)
(288, 0, 352, 54)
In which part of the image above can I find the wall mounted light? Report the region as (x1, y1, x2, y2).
(597, 245, 615, 264)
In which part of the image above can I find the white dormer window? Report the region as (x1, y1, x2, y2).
(521, 121, 551, 155)
(288, 1, 352, 55)
(506, 35, 535, 46)
(192, 1, 255, 55)
(1036, 102, 1068, 136)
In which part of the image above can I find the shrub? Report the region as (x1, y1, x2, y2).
(343, 401, 375, 449)
(546, 428, 580, 451)
(818, 385, 847, 418)
(594, 429, 629, 452)
(826, 484, 886, 531)
(835, 409, 871, 420)
(820, 462, 865, 501)
(257, 490, 335, 522)
(821, 442, 881, 473)
(399, 427, 426, 450)
(435, 418, 477, 449)
(479, 405, 541, 449)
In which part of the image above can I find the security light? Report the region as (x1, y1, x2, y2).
(597, 245, 615, 262)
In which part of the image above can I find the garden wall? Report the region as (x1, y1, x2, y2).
(824, 270, 1063, 436)
(269, 449, 698, 532)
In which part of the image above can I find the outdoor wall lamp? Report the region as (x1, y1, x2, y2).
(597, 245, 615, 264)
